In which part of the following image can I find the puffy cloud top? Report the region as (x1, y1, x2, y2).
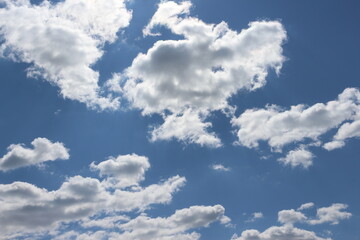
(121, 1, 286, 147)
(0, 0, 132, 109)
(0, 137, 69, 171)
(90, 154, 150, 188)
(0, 154, 186, 237)
(232, 88, 360, 150)
(124, 1, 286, 114)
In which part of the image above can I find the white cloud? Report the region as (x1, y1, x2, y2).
(308, 204, 352, 225)
(233, 225, 330, 240)
(122, 0, 286, 146)
(104, 73, 124, 94)
(81, 215, 130, 229)
(232, 88, 360, 150)
(114, 205, 229, 240)
(233, 203, 352, 240)
(150, 110, 222, 148)
(52, 205, 229, 240)
(90, 154, 150, 188)
(324, 118, 360, 150)
(278, 147, 314, 169)
(246, 212, 263, 222)
(211, 164, 230, 172)
(278, 209, 307, 225)
(0, 154, 186, 238)
(0, 137, 69, 171)
(323, 140, 345, 151)
(298, 202, 315, 211)
(232, 88, 360, 166)
(0, 0, 132, 110)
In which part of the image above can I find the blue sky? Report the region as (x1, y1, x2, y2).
(0, 0, 359, 239)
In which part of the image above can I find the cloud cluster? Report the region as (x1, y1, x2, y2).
(0, 0, 132, 110)
(0, 153, 232, 240)
(278, 203, 351, 226)
(114, 205, 229, 240)
(0, 154, 186, 238)
(233, 203, 351, 240)
(232, 88, 360, 167)
(122, 0, 286, 146)
(53, 205, 228, 240)
(308, 204, 352, 225)
(0, 137, 69, 171)
(234, 225, 330, 240)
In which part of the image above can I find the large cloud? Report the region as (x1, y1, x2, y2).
(0, 137, 69, 171)
(122, 1, 286, 146)
(232, 88, 360, 150)
(0, 0, 132, 110)
(0, 154, 186, 238)
(114, 205, 229, 240)
(53, 205, 229, 240)
(232, 88, 360, 166)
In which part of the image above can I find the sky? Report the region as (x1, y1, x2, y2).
(0, 0, 359, 239)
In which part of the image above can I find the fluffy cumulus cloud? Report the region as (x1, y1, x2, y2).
(0, 0, 132, 110)
(232, 88, 360, 150)
(122, 0, 286, 147)
(113, 205, 229, 240)
(53, 205, 229, 240)
(278, 209, 307, 225)
(232, 203, 351, 240)
(0, 153, 232, 240)
(278, 147, 314, 169)
(308, 204, 352, 225)
(0, 154, 186, 238)
(90, 154, 150, 188)
(324, 119, 360, 150)
(232, 88, 360, 166)
(150, 109, 222, 147)
(0, 137, 69, 171)
(233, 225, 330, 240)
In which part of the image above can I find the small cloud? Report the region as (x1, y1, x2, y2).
(0, 137, 69, 171)
(278, 147, 314, 169)
(211, 164, 230, 172)
(246, 212, 264, 222)
(308, 203, 352, 225)
(298, 202, 315, 211)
